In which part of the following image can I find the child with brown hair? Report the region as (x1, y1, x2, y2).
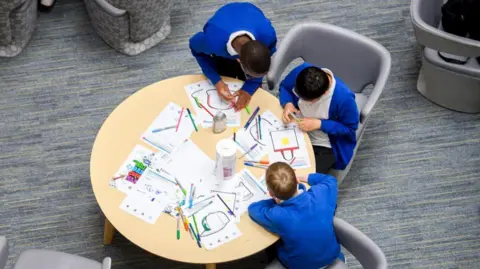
(248, 162, 344, 269)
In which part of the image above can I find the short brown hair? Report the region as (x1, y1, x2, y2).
(240, 40, 271, 76)
(265, 162, 297, 200)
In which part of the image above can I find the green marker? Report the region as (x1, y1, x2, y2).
(245, 105, 251, 115)
(192, 215, 200, 241)
(176, 215, 181, 240)
(193, 96, 201, 108)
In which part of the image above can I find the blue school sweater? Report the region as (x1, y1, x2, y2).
(189, 2, 277, 95)
(248, 174, 341, 269)
(279, 63, 359, 170)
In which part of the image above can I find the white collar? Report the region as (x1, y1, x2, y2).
(321, 68, 336, 98)
(226, 31, 256, 56)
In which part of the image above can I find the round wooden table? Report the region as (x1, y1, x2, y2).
(90, 75, 315, 269)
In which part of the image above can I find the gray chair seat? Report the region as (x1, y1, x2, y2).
(13, 250, 102, 269)
(424, 48, 480, 78)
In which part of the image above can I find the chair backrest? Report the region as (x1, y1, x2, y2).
(0, 236, 8, 269)
(267, 22, 391, 123)
(333, 218, 387, 269)
(0, 0, 27, 46)
(410, 0, 480, 57)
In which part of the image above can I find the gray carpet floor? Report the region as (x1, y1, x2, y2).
(1, 0, 479, 268)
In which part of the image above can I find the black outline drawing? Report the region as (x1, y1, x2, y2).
(191, 89, 234, 110)
(248, 116, 275, 146)
(211, 190, 239, 213)
(270, 128, 300, 161)
(200, 211, 231, 237)
(236, 181, 254, 201)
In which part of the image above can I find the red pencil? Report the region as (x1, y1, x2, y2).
(289, 157, 297, 165)
(176, 107, 185, 132)
(199, 103, 214, 118)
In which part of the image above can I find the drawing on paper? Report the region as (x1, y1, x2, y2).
(247, 116, 275, 146)
(270, 128, 300, 161)
(200, 211, 231, 237)
(236, 181, 254, 201)
(191, 89, 233, 110)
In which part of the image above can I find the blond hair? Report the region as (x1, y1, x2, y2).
(265, 162, 297, 200)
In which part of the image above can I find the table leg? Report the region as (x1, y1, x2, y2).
(205, 264, 216, 269)
(103, 217, 116, 245)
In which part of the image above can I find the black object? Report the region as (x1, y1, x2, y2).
(442, 0, 480, 39)
(211, 55, 247, 81)
(313, 146, 336, 174)
(38, 0, 57, 12)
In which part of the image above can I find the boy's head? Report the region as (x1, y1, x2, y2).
(239, 40, 271, 78)
(265, 162, 298, 201)
(294, 66, 330, 101)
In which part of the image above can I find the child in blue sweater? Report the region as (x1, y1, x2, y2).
(280, 63, 359, 173)
(189, 2, 277, 110)
(249, 162, 344, 269)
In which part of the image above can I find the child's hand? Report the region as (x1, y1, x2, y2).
(233, 90, 251, 111)
(216, 81, 234, 101)
(297, 118, 321, 132)
(282, 103, 299, 123)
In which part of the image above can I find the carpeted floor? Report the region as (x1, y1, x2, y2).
(1, 0, 479, 268)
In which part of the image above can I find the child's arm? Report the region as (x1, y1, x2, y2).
(320, 93, 359, 137)
(307, 173, 338, 208)
(241, 77, 264, 96)
(248, 199, 279, 234)
(189, 32, 221, 86)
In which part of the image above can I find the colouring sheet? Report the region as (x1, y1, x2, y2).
(268, 123, 311, 169)
(158, 140, 217, 196)
(109, 145, 156, 194)
(141, 102, 200, 153)
(119, 187, 170, 224)
(233, 110, 283, 161)
(188, 195, 242, 250)
(184, 80, 242, 127)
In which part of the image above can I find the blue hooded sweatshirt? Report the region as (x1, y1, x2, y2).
(279, 63, 359, 170)
(248, 173, 341, 269)
(189, 2, 277, 95)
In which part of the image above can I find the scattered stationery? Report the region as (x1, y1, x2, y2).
(244, 106, 260, 129)
(245, 105, 251, 115)
(238, 143, 258, 159)
(186, 108, 198, 132)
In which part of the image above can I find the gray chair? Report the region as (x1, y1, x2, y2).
(84, 0, 173, 56)
(267, 22, 391, 184)
(0, 0, 37, 57)
(0, 236, 111, 269)
(410, 0, 480, 113)
(266, 217, 388, 269)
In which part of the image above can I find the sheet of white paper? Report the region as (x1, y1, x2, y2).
(184, 80, 241, 127)
(268, 123, 311, 169)
(188, 195, 242, 250)
(158, 140, 217, 196)
(119, 187, 170, 224)
(141, 102, 200, 153)
(233, 110, 283, 161)
(109, 145, 156, 194)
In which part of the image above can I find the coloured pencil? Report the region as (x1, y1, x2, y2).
(289, 112, 301, 122)
(233, 128, 237, 142)
(289, 157, 297, 165)
(255, 117, 259, 140)
(176, 108, 185, 132)
(176, 214, 180, 240)
(244, 107, 260, 129)
(188, 183, 194, 209)
(238, 143, 258, 159)
(199, 103, 214, 118)
(112, 174, 125, 180)
(192, 215, 201, 243)
(193, 194, 215, 207)
(186, 108, 198, 132)
(187, 200, 213, 216)
(245, 105, 251, 115)
(245, 172, 267, 194)
(244, 163, 268, 169)
(178, 208, 189, 232)
(245, 160, 270, 165)
(174, 178, 187, 196)
(258, 115, 262, 139)
(152, 125, 176, 133)
(189, 223, 202, 248)
(193, 96, 201, 108)
(216, 194, 236, 217)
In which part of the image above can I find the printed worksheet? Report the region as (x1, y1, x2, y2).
(233, 110, 283, 161)
(141, 102, 200, 153)
(119, 187, 170, 224)
(187, 195, 242, 250)
(268, 123, 311, 169)
(184, 80, 241, 127)
(109, 145, 156, 194)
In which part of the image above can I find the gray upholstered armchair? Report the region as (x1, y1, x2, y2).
(0, 236, 111, 269)
(84, 0, 173, 55)
(267, 22, 391, 184)
(410, 0, 480, 113)
(0, 0, 37, 57)
(266, 217, 388, 269)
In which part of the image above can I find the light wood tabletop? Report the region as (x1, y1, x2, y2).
(90, 75, 315, 268)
